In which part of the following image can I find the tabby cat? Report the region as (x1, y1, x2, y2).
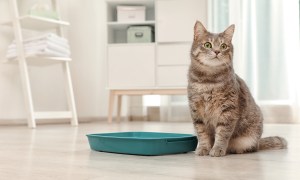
(188, 21, 287, 157)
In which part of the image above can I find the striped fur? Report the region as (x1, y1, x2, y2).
(258, 136, 288, 150)
(188, 21, 287, 157)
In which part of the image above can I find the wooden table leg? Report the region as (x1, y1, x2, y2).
(108, 90, 115, 123)
(117, 95, 122, 122)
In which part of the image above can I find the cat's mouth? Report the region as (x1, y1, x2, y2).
(211, 56, 220, 60)
(201, 58, 224, 67)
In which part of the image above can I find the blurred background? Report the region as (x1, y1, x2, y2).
(0, 0, 299, 125)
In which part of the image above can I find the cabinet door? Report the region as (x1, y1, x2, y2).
(157, 43, 191, 65)
(156, 0, 207, 42)
(157, 66, 189, 87)
(108, 44, 155, 88)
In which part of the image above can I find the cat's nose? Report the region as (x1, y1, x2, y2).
(215, 50, 220, 55)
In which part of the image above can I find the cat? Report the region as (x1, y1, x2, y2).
(188, 21, 287, 157)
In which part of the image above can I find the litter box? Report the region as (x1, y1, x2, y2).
(86, 132, 198, 156)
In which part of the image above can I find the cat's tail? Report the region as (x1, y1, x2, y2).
(258, 136, 288, 150)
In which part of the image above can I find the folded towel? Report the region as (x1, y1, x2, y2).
(7, 40, 70, 55)
(9, 33, 70, 49)
(7, 33, 71, 60)
(6, 48, 70, 60)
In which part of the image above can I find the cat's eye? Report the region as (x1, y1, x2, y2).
(220, 43, 228, 50)
(204, 42, 212, 49)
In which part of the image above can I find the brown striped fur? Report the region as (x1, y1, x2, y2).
(188, 21, 287, 157)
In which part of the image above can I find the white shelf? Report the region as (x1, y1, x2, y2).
(1, 15, 69, 30)
(106, 0, 155, 44)
(108, 42, 155, 46)
(3, 56, 71, 66)
(106, 0, 155, 7)
(108, 20, 155, 29)
(108, 20, 155, 25)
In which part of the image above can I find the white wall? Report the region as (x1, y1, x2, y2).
(0, 0, 109, 121)
(66, 0, 108, 118)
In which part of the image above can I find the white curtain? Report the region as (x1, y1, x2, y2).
(224, 0, 300, 122)
(158, 0, 300, 123)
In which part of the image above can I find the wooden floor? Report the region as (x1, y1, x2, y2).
(0, 121, 299, 180)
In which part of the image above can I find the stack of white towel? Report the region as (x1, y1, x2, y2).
(6, 33, 71, 60)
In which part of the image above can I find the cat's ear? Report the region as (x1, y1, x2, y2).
(194, 21, 207, 40)
(223, 24, 235, 40)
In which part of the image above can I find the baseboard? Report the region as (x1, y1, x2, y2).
(0, 117, 107, 126)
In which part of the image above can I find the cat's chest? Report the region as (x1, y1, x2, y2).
(192, 84, 232, 123)
(195, 92, 216, 117)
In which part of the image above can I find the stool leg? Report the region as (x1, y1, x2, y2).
(108, 90, 115, 123)
(117, 95, 122, 122)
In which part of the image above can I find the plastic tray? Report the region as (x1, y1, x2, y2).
(86, 132, 198, 156)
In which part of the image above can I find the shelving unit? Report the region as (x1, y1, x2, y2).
(106, 0, 155, 44)
(105, 0, 207, 122)
(2, 0, 78, 128)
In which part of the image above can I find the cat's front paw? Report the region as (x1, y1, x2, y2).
(209, 146, 226, 157)
(195, 146, 211, 156)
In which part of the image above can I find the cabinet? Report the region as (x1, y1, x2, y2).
(157, 66, 189, 87)
(108, 44, 155, 88)
(155, 0, 207, 87)
(156, 43, 191, 86)
(105, 0, 207, 122)
(157, 44, 191, 66)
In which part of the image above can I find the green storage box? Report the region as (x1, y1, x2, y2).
(87, 132, 197, 156)
(127, 26, 154, 43)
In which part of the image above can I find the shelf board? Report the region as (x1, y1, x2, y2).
(107, 20, 155, 25)
(3, 56, 71, 66)
(106, 0, 155, 7)
(1, 15, 69, 30)
(107, 20, 155, 29)
(107, 42, 155, 46)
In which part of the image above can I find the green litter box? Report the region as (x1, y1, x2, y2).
(86, 132, 198, 156)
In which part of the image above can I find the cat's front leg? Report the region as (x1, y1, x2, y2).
(210, 116, 237, 157)
(194, 120, 212, 156)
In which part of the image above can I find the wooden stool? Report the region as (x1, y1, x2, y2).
(107, 89, 187, 123)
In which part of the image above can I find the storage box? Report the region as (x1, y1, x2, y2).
(127, 26, 154, 43)
(117, 6, 145, 22)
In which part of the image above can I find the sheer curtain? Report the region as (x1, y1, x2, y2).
(222, 0, 300, 122)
